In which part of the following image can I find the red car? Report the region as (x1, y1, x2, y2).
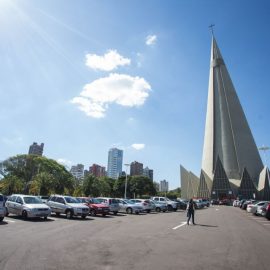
(262, 202, 270, 220)
(77, 197, 110, 217)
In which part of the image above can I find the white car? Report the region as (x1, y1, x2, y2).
(151, 197, 178, 211)
(0, 194, 6, 222)
(129, 199, 153, 213)
(250, 201, 269, 215)
(6, 194, 51, 220)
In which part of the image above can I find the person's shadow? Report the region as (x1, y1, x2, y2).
(196, 224, 218, 228)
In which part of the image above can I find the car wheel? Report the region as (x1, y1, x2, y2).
(102, 213, 107, 217)
(66, 210, 73, 219)
(90, 209, 96, 216)
(5, 211, 9, 217)
(81, 215, 86, 219)
(0, 217, 4, 222)
(168, 205, 173, 211)
(146, 209, 151, 213)
(126, 208, 133, 214)
(156, 207, 161, 212)
(22, 210, 28, 220)
(113, 211, 118, 215)
(44, 216, 47, 220)
(173, 208, 177, 212)
(55, 212, 60, 217)
(162, 210, 166, 212)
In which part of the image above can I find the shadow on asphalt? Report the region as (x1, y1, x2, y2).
(5, 215, 54, 222)
(196, 224, 218, 228)
(0, 221, 8, 225)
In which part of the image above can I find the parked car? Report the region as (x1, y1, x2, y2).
(37, 196, 49, 203)
(47, 195, 89, 219)
(151, 197, 178, 211)
(6, 194, 51, 220)
(193, 199, 204, 209)
(129, 199, 153, 213)
(219, 199, 231, 206)
(96, 197, 120, 215)
(149, 199, 168, 212)
(249, 201, 268, 215)
(0, 194, 6, 222)
(254, 201, 269, 216)
(262, 202, 270, 220)
(211, 199, 220, 205)
(77, 197, 110, 216)
(201, 198, 210, 207)
(117, 199, 143, 214)
(233, 200, 240, 207)
(241, 200, 256, 210)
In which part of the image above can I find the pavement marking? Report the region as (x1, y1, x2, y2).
(5, 219, 16, 223)
(172, 221, 187, 230)
(263, 224, 270, 226)
(215, 209, 219, 211)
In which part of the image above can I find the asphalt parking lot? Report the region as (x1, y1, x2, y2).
(1, 206, 270, 270)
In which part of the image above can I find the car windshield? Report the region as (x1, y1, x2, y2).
(91, 198, 101, 204)
(126, 200, 135, 204)
(23, 197, 43, 204)
(76, 198, 88, 203)
(64, 197, 79, 203)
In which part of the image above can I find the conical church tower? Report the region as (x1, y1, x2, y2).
(201, 37, 263, 185)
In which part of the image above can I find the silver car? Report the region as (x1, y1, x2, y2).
(46, 195, 89, 219)
(117, 199, 143, 214)
(129, 199, 152, 213)
(6, 194, 51, 220)
(0, 194, 6, 222)
(149, 200, 168, 212)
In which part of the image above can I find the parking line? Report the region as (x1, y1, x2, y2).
(263, 224, 270, 226)
(172, 222, 187, 230)
(5, 219, 16, 223)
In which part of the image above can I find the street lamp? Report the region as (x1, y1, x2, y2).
(124, 163, 130, 199)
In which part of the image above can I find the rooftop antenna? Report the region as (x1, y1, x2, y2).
(209, 24, 215, 36)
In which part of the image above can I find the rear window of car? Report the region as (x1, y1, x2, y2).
(0, 195, 3, 202)
(110, 199, 118, 204)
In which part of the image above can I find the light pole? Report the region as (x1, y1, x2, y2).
(258, 145, 270, 166)
(124, 163, 130, 199)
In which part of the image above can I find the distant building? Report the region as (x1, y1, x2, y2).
(159, 180, 169, 192)
(28, 142, 44, 156)
(89, 164, 106, 178)
(84, 170, 90, 178)
(143, 167, 154, 181)
(70, 164, 84, 179)
(130, 161, 143, 176)
(107, 148, 123, 179)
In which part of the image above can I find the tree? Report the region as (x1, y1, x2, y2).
(83, 175, 100, 197)
(0, 175, 23, 194)
(129, 176, 156, 198)
(1, 154, 74, 195)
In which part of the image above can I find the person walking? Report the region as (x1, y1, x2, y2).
(187, 198, 196, 225)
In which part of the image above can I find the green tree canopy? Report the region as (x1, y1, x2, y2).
(0, 154, 74, 195)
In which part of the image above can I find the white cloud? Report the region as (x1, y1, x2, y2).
(146, 35, 157, 46)
(71, 73, 151, 118)
(85, 50, 131, 71)
(131, 144, 145, 150)
(57, 158, 72, 168)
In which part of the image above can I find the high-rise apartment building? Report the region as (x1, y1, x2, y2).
(107, 148, 123, 179)
(28, 142, 44, 156)
(90, 164, 106, 178)
(70, 164, 84, 179)
(130, 161, 143, 176)
(143, 167, 154, 181)
(159, 180, 169, 192)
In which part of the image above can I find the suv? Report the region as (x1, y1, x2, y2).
(77, 197, 110, 217)
(96, 197, 120, 215)
(47, 195, 89, 219)
(0, 194, 6, 222)
(5, 194, 51, 220)
(151, 197, 178, 211)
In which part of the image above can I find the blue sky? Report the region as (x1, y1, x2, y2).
(1, 0, 270, 189)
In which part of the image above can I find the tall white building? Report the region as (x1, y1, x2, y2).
(107, 148, 123, 179)
(159, 180, 169, 192)
(70, 164, 84, 180)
